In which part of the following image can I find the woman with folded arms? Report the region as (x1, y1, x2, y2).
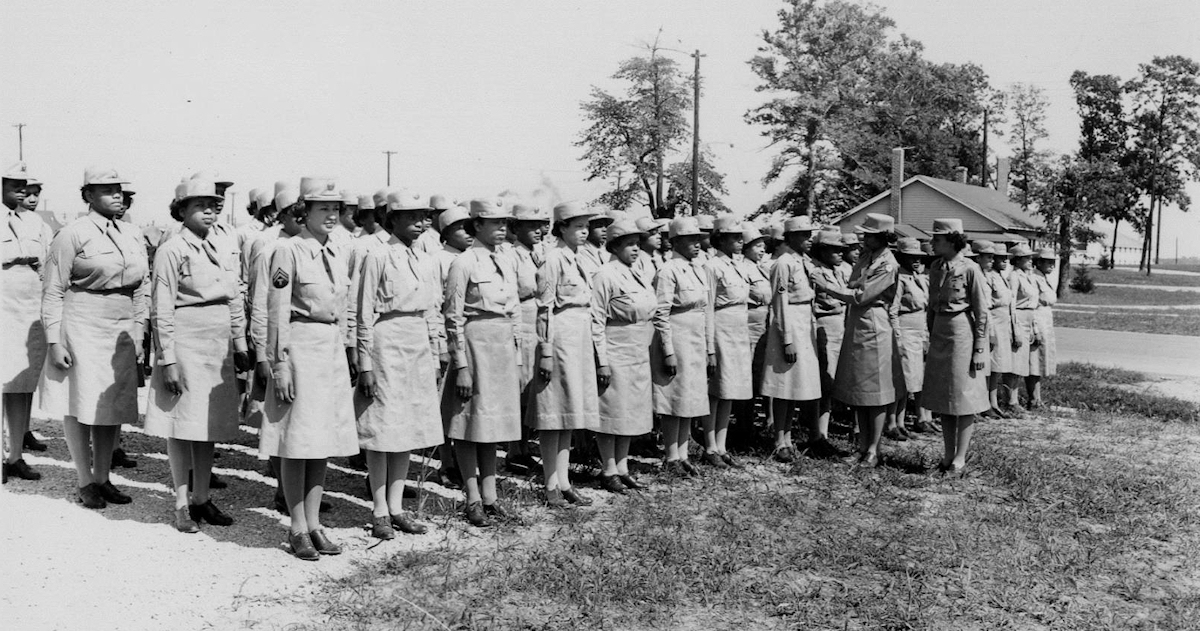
(40, 167, 149, 509)
(145, 177, 249, 532)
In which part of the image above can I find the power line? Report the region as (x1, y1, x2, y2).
(383, 150, 397, 186)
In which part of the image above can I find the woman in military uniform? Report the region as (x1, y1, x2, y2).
(1027, 248, 1058, 408)
(650, 217, 712, 478)
(40, 167, 150, 508)
(888, 237, 929, 441)
(530, 200, 602, 508)
(3, 163, 52, 482)
(829, 214, 904, 468)
(702, 216, 752, 468)
(145, 177, 249, 532)
(354, 190, 444, 540)
(923, 219, 990, 474)
(441, 199, 523, 527)
(262, 178, 360, 560)
(591, 219, 656, 493)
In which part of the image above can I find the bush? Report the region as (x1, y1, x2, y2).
(1097, 254, 1112, 270)
(1069, 264, 1096, 293)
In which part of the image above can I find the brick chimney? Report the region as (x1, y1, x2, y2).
(955, 166, 968, 184)
(890, 147, 904, 221)
(996, 157, 1010, 197)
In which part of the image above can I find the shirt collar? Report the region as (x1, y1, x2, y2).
(297, 228, 336, 258)
(87, 210, 120, 230)
(180, 227, 211, 249)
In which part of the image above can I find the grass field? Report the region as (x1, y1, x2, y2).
(1055, 308, 1200, 337)
(1090, 267, 1200, 288)
(317, 366, 1200, 630)
(1059, 284, 1200, 307)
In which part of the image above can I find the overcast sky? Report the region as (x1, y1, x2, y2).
(3, 0, 1199, 254)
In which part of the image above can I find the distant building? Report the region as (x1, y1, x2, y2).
(831, 149, 1043, 246)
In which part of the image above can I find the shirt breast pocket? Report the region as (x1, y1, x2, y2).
(80, 240, 116, 259)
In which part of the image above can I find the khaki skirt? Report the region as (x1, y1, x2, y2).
(833, 304, 903, 407)
(815, 313, 845, 396)
(145, 303, 240, 442)
(516, 299, 538, 390)
(1030, 308, 1057, 377)
(895, 311, 928, 393)
(709, 305, 753, 400)
(989, 307, 1015, 374)
(598, 321, 654, 436)
(651, 308, 710, 418)
(1010, 310, 1035, 377)
(747, 306, 768, 396)
(38, 288, 139, 426)
(260, 320, 359, 459)
(442, 316, 522, 443)
(2, 264, 46, 393)
(922, 311, 990, 416)
(354, 313, 444, 453)
(529, 306, 600, 431)
(761, 302, 822, 402)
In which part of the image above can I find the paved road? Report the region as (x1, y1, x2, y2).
(1056, 327, 1200, 378)
(1095, 283, 1200, 293)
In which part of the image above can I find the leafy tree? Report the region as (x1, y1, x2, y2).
(1005, 83, 1051, 212)
(1069, 70, 1139, 256)
(576, 39, 694, 217)
(747, 0, 893, 216)
(748, 1, 999, 220)
(1125, 55, 1200, 271)
(665, 147, 731, 216)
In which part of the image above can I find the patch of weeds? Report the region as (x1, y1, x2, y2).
(1045, 362, 1200, 422)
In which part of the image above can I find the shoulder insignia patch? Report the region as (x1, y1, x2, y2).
(272, 268, 290, 288)
(883, 263, 893, 273)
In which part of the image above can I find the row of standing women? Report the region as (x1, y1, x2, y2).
(2, 163, 1058, 561)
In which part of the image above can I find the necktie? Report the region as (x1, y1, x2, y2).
(201, 237, 220, 266)
(321, 244, 336, 282)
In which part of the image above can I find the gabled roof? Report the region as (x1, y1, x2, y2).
(834, 175, 1043, 232)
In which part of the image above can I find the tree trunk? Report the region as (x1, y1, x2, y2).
(1056, 213, 1071, 298)
(1110, 218, 1120, 263)
(1154, 200, 1163, 264)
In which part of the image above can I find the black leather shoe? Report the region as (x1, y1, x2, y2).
(209, 473, 228, 489)
(600, 475, 627, 494)
(883, 428, 908, 442)
(465, 501, 492, 526)
(273, 488, 289, 515)
(289, 532, 319, 561)
(111, 448, 138, 468)
(78, 483, 107, 509)
(392, 512, 429, 534)
(319, 499, 331, 513)
(371, 516, 394, 540)
(663, 460, 687, 477)
(97, 480, 132, 504)
(679, 460, 701, 478)
(3, 459, 41, 481)
(309, 529, 342, 555)
(772, 446, 795, 463)
(23, 431, 48, 452)
(174, 507, 200, 534)
(701, 451, 729, 468)
(618, 474, 646, 490)
(437, 467, 463, 489)
(190, 499, 234, 526)
(561, 487, 593, 506)
(403, 484, 417, 499)
(482, 502, 510, 520)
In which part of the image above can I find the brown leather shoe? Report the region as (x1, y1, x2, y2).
(174, 507, 200, 534)
(543, 489, 572, 509)
(465, 501, 493, 526)
(189, 499, 234, 526)
(618, 474, 646, 490)
(289, 532, 319, 561)
(371, 516, 394, 540)
(701, 451, 729, 468)
(600, 475, 627, 494)
(391, 512, 429, 534)
(309, 529, 342, 555)
(561, 487, 593, 506)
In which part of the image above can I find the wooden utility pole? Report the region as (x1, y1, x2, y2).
(690, 50, 703, 216)
(980, 109, 989, 187)
(13, 123, 26, 160)
(383, 150, 397, 186)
